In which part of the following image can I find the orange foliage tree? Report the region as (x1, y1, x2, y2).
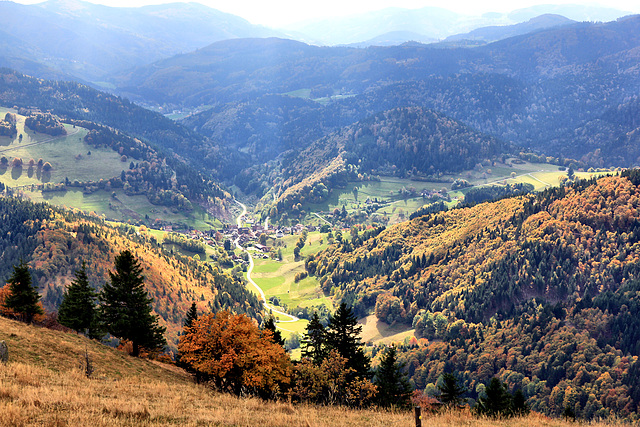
(178, 310, 292, 399)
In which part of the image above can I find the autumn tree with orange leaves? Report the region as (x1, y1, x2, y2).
(178, 310, 292, 399)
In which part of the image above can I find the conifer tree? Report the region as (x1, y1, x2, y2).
(99, 250, 166, 357)
(475, 377, 513, 418)
(301, 311, 326, 364)
(263, 315, 285, 347)
(512, 389, 530, 416)
(437, 372, 467, 407)
(374, 345, 412, 408)
(183, 302, 198, 330)
(58, 263, 100, 338)
(325, 303, 370, 378)
(4, 262, 42, 323)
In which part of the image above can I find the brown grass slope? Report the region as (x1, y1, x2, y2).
(0, 315, 630, 426)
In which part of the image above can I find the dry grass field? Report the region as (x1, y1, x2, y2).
(0, 316, 633, 426)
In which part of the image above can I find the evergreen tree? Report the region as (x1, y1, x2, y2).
(437, 372, 467, 407)
(374, 345, 412, 408)
(325, 303, 370, 378)
(99, 250, 166, 357)
(475, 377, 513, 418)
(183, 302, 198, 330)
(58, 263, 100, 338)
(512, 389, 530, 417)
(301, 311, 327, 365)
(4, 262, 42, 323)
(263, 315, 285, 347)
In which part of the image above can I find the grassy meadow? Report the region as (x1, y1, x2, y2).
(0, 108, 127, 187)
(0, 108, 220, 230)
(301, 159, 613, 225)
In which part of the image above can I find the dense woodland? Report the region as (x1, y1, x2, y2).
(306, 172, 640, 419)
(250, 106, 508, 219)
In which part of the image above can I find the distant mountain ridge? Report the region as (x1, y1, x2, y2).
(284, 4, 630, 45)
(445, 14, 575, 43)
(0, 0, 281, 82)
(165, 16, 640, 176)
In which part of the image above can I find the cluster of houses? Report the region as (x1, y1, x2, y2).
(163, 220, 319, 263)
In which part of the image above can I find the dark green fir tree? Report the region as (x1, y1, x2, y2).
(374, 345, 413, 408)
(476, 377, 513, 418)
(4, 262, 43, 324)
(58, 262, 101, 339)
(301, 311, 326, 365)
(99, 250, 166, 357)
(325, 303, 370, 378)
(183, 302, 198, 330)
(263, 315, 285, 347)
(437, 372, 467, 407)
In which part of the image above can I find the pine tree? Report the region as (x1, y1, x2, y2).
(183, 302, 198, 330)
(263, 315, 285, 346)
(58, 263, 100, 338)
(99, 250, 166, 357)
(325, 303, 370, 378)
(4, 262, 42, 323)
(301, 311, 326, 364)
(374, 345, 412, 408)
(437, 372, 467, 407)
(476, 377, 512, 418)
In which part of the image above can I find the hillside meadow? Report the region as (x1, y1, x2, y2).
(0, 316, 632, 427)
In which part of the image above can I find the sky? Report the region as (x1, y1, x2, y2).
(16, 0, 640, 26)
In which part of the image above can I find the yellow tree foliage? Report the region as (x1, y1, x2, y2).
(178, 311, 292, 398)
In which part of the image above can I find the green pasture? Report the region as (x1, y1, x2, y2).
(249, 231, 332, 323)
(24, 188, 220, 230)
(0, 110, 127, 187)
(299, 160, 615, 224)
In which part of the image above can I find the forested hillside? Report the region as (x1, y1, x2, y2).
(170, 16, 640, 172)
(0, 195, 261, 346)
(240, 106, 507, 213)
(307, 171, 640, 419)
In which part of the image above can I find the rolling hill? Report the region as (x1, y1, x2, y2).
(256, 106, 508, 216)
(1, 313, 599, 426)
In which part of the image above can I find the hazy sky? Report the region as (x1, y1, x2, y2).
(20, 0, 640, 26)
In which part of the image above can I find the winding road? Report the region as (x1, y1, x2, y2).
(234, 200, 298, 323)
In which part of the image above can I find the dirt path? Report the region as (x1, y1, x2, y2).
(0, 126, 81, 155)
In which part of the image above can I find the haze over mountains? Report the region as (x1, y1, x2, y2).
(0, 0, 633, 84)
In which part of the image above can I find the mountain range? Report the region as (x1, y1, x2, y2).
(0, 0, 632, 85)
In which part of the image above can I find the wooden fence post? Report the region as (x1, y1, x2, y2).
(0, 340, 8, 364)
(415, 406, 422, 427)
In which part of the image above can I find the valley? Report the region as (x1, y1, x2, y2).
(1, 1, 640, 424)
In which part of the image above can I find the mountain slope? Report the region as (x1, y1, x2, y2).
(0, 195, 262, 346)
(134, 16, 640, 170)
(306, 171, 640, 418)
(0, 0, 281, 82)
(239, 106, 508, 214)
(0, 69, 233, 215)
